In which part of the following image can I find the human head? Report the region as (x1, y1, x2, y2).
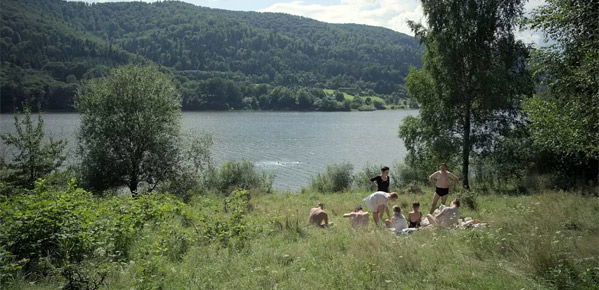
(317, 203, 324, 209)
(451, 199, 460, 208)
(355, 205, 363, 212)
(381, 166, 390, 175)
(393, 205, 401, 215)
(412, 202, 420, 211)
(389, 192, 399, 200)
(439, 163, 448, 171)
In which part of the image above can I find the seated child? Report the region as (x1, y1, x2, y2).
(386, 205, 408, 234)
(408, 202, 422, 228)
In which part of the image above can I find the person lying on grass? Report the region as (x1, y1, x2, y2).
(343, 205, 370, 228)
(308, 203, 329, 228)
(363, 191, 399, 225)
(428, 163, 460, 214)
(385, 205, 408, 234)
(408, 202, 422, 228)
(426, 199, 460, 228)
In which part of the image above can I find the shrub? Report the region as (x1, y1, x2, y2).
(0, 179, 94, 274)
(0, 179, 186, 278)
(353, 164, 383, 191)
(310, 163, 353, 193)
(206, 161, 274, 194)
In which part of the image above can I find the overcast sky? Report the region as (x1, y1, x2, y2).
(75, 0, 548, 46)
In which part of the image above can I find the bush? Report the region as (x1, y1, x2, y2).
(310, 163, 353, 193)
(206, 161, 274, 194)
(0, 179, 186, 279)
(353, 164, 383, 191)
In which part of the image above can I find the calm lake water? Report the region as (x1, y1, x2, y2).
(0, 110, 417, 191)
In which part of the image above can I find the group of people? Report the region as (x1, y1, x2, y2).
(308, 164, 464, 233)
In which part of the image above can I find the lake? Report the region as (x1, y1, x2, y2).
(0, 110, 417, 191)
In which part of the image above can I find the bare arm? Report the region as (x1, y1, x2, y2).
(385, 205, 391, 220)
(428, 172, 437, 185)
(343, 213, 354, 218)
(448, 171, 459, 182)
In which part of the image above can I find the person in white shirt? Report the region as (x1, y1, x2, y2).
(386, 205, 408, 234)
(428, 163, 459, 214)
(363, 191, 399, 225)
(426, 199, 461, 227)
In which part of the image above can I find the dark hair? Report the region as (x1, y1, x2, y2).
(389, 192, 399, 199)
(453, 199, 460, 207)
(381, 166, 390, 172)
(393, 205, 401, 213)
(412, 202, 420, 208)
(355, 205, 363, 211)
(440, 163, 448, 169)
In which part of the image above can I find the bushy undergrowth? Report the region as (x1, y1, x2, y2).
(309, 163, 354, 193)
(205, 160, 274, 194)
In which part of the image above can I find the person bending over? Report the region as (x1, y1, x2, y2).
(308, 203, 329, 228)
(428, 163, 459, 214)
(363, 191, 399, 225)
(408, 202, 422, 228)
(426, 199, 460, 228)
(343, 205, 370, 228)
(370, 166, 391, 193)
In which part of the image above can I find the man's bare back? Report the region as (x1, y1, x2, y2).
(308, 206, 329, 227)
(343, 209, 369, 228)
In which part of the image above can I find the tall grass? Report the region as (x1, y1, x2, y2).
(4, 186, 598, 289)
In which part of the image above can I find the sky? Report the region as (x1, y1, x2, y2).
(76, 0, 548, 46)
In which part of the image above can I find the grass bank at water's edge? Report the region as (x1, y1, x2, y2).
(7, 189, 599, 289)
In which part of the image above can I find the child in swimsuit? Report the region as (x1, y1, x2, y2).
(408, 202, 422, 228)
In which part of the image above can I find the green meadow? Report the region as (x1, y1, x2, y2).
(4, 186, 598, 289)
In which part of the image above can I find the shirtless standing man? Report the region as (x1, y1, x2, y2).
(428, 164, 459, 214)
(308, 203, 329, 227)
(343, 205, 370, 228)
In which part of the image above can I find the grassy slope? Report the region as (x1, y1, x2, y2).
(11, 190, 599, 289)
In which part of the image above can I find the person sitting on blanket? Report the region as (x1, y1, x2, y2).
(386, 205, 408, 234)
(343, 205, 370, 228)
(426, 199, 460, 227)
(308, 203, 329, 228)
(363, 191, 399, 225)
(408, 201, 422, 228)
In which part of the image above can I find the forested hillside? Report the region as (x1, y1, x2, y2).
(0, 0, 421, 112)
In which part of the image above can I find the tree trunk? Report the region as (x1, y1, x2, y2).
(129, 174, 138, 196)
(462, 104, 471, 190)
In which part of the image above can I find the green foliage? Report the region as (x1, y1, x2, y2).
(0, 0, 420, 112)
(77, 65, 181, 193)
(0, 106, 66, 189)
(0, 178, 186, 282)
(353, 164, 383, 191)
(522, 0, 598, 185)
(402, 0, 533, 188)
(206, 161, 274, 194)
(309, 163, 353, 193)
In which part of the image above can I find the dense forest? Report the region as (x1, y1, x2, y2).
(0, 0, 422, 112)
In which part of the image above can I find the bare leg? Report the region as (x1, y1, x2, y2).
(429, 193, 440, 214)
(426, 214, 438, 226)
(373, 210, 380, 225)
(323, 213, 329, 226)
(440, 194, 448, 206)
